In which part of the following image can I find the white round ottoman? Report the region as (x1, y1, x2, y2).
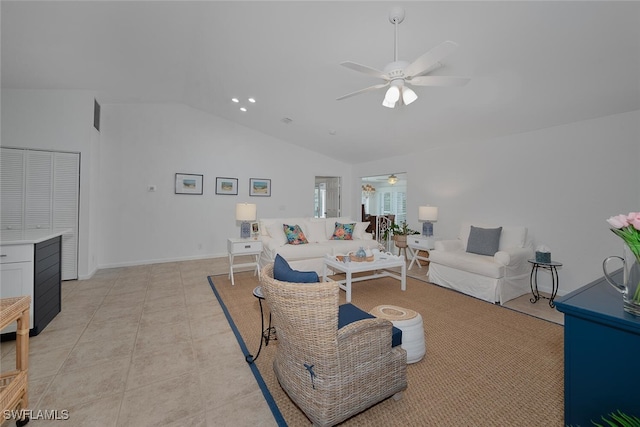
(370, 305, 425, 364)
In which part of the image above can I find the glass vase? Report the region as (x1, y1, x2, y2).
(603, 244, 640, 316)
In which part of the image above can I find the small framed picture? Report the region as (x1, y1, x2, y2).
(249, 178, 271, 197)
(215, 177, 238, 195)
(175, 173, 203, 195)
(251, 221, 260, 237)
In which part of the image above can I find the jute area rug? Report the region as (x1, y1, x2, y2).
(209, 271, 564, 426)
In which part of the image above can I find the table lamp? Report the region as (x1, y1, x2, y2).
(418, 206, 438, 237)
(236, 203, 257, 239)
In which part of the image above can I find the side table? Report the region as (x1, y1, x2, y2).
(528, 259, 562, 308)
(227, 238, 263, 286)
(245, 286, 276, 364)
(407, 235, 435, 270)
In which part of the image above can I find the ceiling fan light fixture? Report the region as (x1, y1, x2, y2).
(388, 174, 398, 185)
(402, 87, 418, 105)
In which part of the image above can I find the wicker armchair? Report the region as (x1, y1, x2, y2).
(260, 263, 407, 427)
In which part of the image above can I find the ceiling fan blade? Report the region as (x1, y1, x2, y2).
(340, 62, 389, 80)
(404, 40, 459, 78)
(408, 76, 470, 87)
(336, 82, 389, 101)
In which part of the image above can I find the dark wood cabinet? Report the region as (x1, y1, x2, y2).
(33, 236, 62, 335)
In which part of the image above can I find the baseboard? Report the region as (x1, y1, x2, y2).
(98, 252, 227, 270)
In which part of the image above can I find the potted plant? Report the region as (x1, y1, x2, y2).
(382, 221, 420, 248)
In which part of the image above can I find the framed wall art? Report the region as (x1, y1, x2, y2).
(249, 178, 271, 197)
(215, 177, 238, 195)
(175, 173, 203, 195)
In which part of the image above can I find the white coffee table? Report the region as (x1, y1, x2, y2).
(322, 252, 406, 302)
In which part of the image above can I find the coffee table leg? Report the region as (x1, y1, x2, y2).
(401, 263, 406, 291)
(346, 271, 352, 302)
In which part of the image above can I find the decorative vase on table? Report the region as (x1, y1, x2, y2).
(603, 212, 640, 316)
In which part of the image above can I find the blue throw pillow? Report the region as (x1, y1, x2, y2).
(338, 304, 402, 348)
(466, 226, 502, 256)
(273, 254, 319, 283)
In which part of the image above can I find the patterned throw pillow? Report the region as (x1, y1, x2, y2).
(331, 222, 355, 240)
(283, 224, 309, 245)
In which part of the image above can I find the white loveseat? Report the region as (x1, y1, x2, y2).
(258, 217, 380, 274)
(428, 223, 533, 304)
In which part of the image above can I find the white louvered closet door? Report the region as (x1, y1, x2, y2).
(53, 152, 79, 280)
(0, 148, 79, 280)
(0, 148, 25, 230)
(25, 150, 53, 230)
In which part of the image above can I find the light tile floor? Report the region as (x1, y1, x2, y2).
(0, 256, 562, 427)
(1, 258, 276, 427)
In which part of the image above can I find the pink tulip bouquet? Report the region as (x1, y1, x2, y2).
(607, 212, 640, 261)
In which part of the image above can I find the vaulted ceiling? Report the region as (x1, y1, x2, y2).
(2, 1, 639, 163)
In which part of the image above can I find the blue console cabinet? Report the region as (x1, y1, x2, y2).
(555, 270, 640, 425)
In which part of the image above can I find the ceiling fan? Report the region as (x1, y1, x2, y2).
(337, 7, 470, 108)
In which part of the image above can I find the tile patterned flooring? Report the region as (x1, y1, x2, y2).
(0, 256, 563, 427)
(1, 258, 276, 427)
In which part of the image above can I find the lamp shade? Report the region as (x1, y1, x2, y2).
(236, 203, 257, 221)
(418, 206, 438, 222)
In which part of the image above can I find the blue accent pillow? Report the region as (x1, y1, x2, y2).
(273, 254, 319, 283)
(466, 226, 502, 256)
(338, 303, 402, 348)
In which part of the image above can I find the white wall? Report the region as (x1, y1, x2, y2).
(4, 88, 638, 293)
(352, 110, 640, 295)
(1, 89, 99, 279)
(98, 103, 353, 267)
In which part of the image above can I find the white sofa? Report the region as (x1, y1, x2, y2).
(428, 223, 533, 305)
(258, 217, 380, 274)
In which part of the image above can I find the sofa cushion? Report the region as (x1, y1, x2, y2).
(273, 254, 319, 283)
(283, 224, 308, 245)
(466, 226, 502, 256)
(338, 303, 401, 348)
(265, 222, 288, 247)
(303, 220, 328, 243)
(353, 221, 370, 239)
(331, 222, 355, 240)
(499, 226, 527, 249)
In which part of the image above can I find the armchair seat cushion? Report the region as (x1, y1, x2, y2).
(429, 250, 504, 279)
(338, 303, 402, 348)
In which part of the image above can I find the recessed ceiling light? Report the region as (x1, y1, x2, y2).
(231, 98, 239, 103)
(248, 98, 256, 103)
(240, 107, 247, 112)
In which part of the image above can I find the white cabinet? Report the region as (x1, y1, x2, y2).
(0, 244, 34, 333)
(227, 238, 263, 286)
(407, 235, 435, 270)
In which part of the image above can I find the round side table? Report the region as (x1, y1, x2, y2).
(528, 259, 562, 308)
(245, 286, 276, 364)
(370, 305, 425, 364)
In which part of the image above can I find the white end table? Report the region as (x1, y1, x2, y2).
(227, 238, 263, 286)
(407, 235, 435, 270)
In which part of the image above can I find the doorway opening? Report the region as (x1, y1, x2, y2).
(361, 173, 407, 223)
(314, 176, 341, 218)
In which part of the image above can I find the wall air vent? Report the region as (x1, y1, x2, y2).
(93, 99, 101, 131)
